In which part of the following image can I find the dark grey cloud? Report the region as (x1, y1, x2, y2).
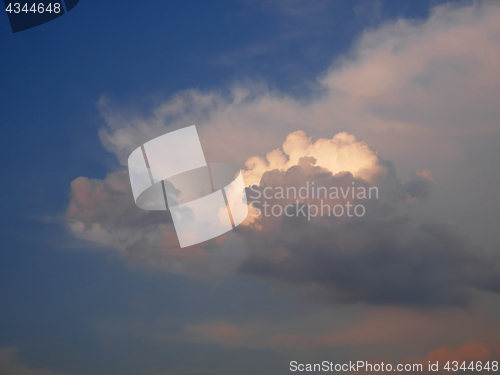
(237, 159, 500, 307)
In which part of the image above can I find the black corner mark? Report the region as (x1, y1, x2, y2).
(4, 0, 80, 33)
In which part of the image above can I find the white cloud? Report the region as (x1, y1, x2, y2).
(242, 130, 386, 186)
(68, 0, 500, 277)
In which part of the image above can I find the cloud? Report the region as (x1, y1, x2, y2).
(91, 1, 500, 254)
(427, 341, 494, 364)
(238, 155, 500, 307)
(269, 309, 500, 350)
(242, 130, 386, 186)
(51, 4, 500, 372)
(0, 348, 68, 375)
(65, 1, 500, 306)
(97, 1, 500, 169)
(66, 171, 250, 279)
(66, 171, 172, 251)
(141, 296, 500, 354)
(83, 290, 500, 373)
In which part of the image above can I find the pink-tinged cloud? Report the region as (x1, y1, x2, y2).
(154, 299, 500, 356)
(67, 177, 109, 223)
(269, 308, 457, 348)
(427, 342, 492, 363)
(268, 305, 500, 349)
(64, 1, 500, 308)
(65, 171, 247, 280)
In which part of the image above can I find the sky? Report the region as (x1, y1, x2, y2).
(1, 0, 500, 374)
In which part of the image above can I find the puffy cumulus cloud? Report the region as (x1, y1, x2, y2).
(65, 1, 500, 303)
(237, 155, 500, 307)
(66, 126, 438, 294)
(242, 130, 386, 187)
(66, 171, 249, 279)
(65, 131, 499, 307)
(0, 348, 68, 375)
(66, 135, 500, 309)
(231, 131, 496, 307)
(92, 0, 500, 255)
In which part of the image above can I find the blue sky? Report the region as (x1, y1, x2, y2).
(2, 1, 500, 374)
